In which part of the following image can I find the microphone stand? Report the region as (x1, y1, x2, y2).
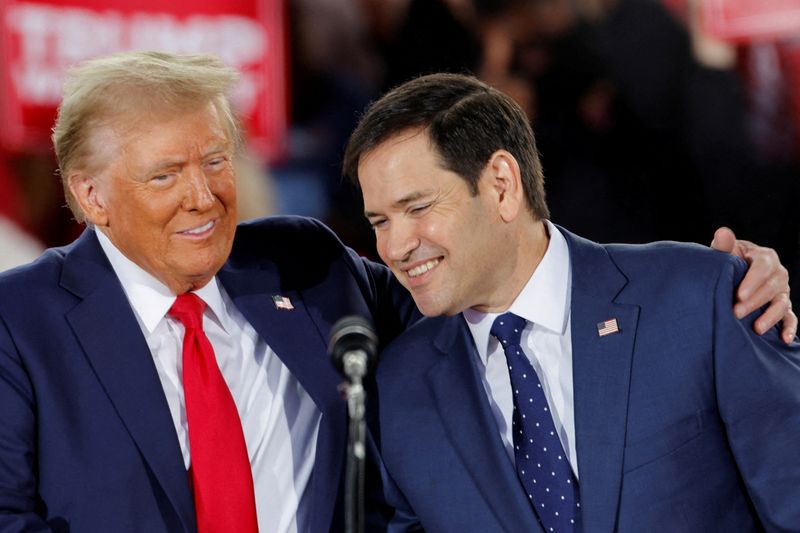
(342, 350, 368, 533)
(329, 315, 377, 533)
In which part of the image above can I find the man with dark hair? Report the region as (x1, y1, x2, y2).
(344, 73, 800, 532)
(343, 72, 549, 221)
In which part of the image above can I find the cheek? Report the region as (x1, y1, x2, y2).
(420, 217, 453, 253)
(223, 180, 237, 199)
(375, 233, 391, 264)
(217, 171, 237, 197)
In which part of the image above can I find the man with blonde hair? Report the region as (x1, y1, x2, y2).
(0, 52, 792, 533)
(0, 51, 416, 533)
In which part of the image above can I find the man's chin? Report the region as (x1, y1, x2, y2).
(412, 296, 461, 318)
(156, 260, 224, 294)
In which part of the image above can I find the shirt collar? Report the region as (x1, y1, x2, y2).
(95, 228, 230, 334)
(463, 220, 572, 365)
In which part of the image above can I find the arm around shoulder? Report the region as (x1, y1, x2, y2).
(712, 257, 800, 529)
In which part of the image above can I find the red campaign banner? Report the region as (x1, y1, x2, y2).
(0, 0, 288, 159)
(700, 0, 800, 42)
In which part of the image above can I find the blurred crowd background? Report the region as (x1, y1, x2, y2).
(1, 0, 799, 307)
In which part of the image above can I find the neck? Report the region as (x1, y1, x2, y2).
(472, 219, 549, 313)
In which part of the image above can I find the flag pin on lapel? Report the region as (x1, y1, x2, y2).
(597, 318, 619, 337)
(272, 295, 294, 310)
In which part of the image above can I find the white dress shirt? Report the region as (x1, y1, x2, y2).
(96, 229, 321, 533)
(463, 220, 578, 476)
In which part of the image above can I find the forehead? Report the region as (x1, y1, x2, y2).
(358, 129, 475, 214)
(127, 99, 227, 138)
(358, 129, 443, 186)
(88, 102, 231, 171)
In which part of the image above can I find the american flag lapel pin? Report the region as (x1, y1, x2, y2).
(272, 295, 294, 311)
(597, 318, 620, 337)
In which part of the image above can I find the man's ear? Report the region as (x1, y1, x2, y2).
(68, 172, 109, 226)
(482, 150, 525, 223)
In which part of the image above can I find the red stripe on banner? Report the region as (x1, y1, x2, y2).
(700, 0, 800, 42)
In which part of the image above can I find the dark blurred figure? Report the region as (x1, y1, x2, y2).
(738, 40, 800, 304)
(0, 150, 77, 262)
(0, 152, 45, 270)
(374, 0, 483, 90)
(278, 0, 384, 255)
(476, 0, 799, 307)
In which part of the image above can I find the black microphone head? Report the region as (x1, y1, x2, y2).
(329, 315, 378, 376)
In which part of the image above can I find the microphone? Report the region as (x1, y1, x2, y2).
(328, 315, 378, 533)
(329, 315, 378, 382)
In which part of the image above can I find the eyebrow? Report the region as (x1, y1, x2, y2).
(202, 144, 229, 157)
(364, 189, 433, 218)
(142, 158, 183, 176)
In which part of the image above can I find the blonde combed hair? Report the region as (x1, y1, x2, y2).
(52, 51, 241, 222)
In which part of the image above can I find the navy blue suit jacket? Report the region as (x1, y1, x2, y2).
(0, 216, 415, 532)
(374, 228, 800, 532)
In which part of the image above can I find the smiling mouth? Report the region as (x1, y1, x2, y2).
(407, 258, 441, 278)
(180, 220, 216, 236)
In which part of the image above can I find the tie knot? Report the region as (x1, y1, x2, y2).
(169, 292, 206, 329)
(490, 312, 527, 348)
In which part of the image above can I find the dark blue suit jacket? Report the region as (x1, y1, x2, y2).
(374, 228, 800, 532)
(0, 216, 415, 532)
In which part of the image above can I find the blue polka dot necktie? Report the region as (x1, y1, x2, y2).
(490, 312, 580, 532)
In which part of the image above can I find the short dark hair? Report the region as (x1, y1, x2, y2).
(343, 72, 549, 219)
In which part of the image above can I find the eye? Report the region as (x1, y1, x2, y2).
(409, 203, 431, 215)
(369, 218, 387, 230)
(150, 173, 174, 183)
(205, 156, 228, 169)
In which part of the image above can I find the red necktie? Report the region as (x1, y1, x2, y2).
(169, 293, 259, 533)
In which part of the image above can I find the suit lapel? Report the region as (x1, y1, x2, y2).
(62, 229, 347, 532)
(61, 230, 196, 532)
(427, 318, 543, 533)
(561, 228, 639, 532)
(217, 263, 346, 533)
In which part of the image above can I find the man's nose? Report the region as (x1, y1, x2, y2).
(381, 221, 419, 264)
(182, 166, 215, 211)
